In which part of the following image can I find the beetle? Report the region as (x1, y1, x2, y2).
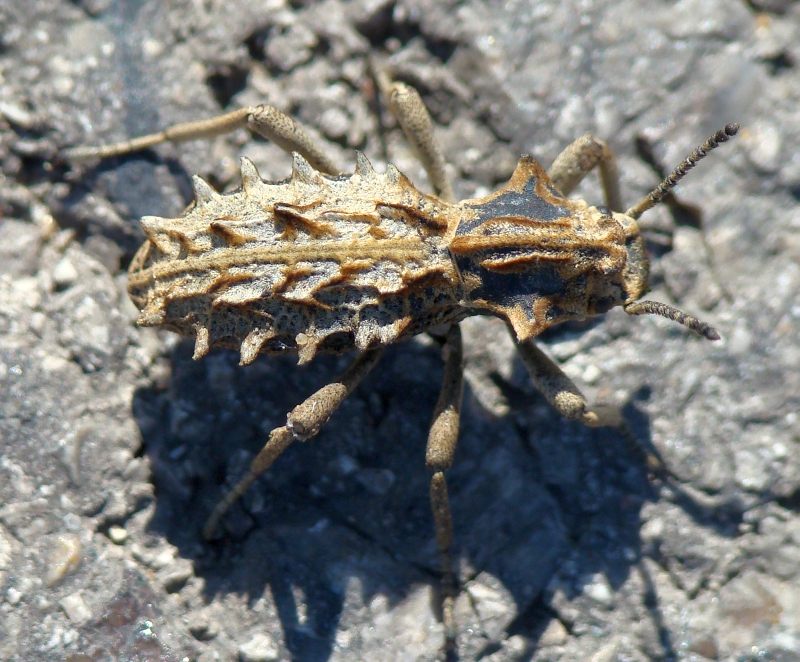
(67, 74, 738, 654)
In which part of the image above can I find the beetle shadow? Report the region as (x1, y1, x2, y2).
(133, 331, 747, 661)
(136, 339, 451, 660)
(490, 340, 748, 658)
(56, 152, 193, 256)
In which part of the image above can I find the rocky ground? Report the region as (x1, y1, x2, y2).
(1, 0, 799, 660)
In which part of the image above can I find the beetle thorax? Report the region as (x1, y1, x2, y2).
(450, 157, 650, 341)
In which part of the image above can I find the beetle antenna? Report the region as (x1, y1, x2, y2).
(624, 300, 720, 340)
(626, 123, 739, 220)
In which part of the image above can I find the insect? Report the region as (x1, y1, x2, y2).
(66, 72, 738, 655)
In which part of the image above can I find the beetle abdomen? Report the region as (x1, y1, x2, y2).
(128, 153, 464, 364)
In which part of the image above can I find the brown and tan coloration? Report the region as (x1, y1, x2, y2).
(453, 156, 648, 341)
(129, 153, 649, 365)
(128, 152, 463, 366)
(68, 81, 737, 658)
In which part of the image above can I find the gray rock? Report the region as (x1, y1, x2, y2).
(1, 0, 798, 660)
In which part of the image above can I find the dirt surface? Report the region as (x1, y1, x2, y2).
(1, 1, 799, 660)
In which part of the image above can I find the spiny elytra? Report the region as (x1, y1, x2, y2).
(66, 75, 738, 655)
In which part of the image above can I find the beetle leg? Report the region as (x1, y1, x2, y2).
(63, 107, 251, 162)
(374, 67, 464, 644)
(64, 104, 340, 175)
(515, 337, 671, 475)
(548, 134, 622, 212)
(425, 324, 464, 653)
(202, 348, 384, 540)
(374, 69, 454, 202)
(245, 105, 340, 174)
(515, 338, 604, 426)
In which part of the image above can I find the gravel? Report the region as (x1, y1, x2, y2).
(1, 0, 799, 660)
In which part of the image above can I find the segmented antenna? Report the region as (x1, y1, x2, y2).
(623, 124, 739, 340)
(626, 123, 739, 220)
(624, 300, 720, 340)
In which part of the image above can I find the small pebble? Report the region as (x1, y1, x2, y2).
(107, 525, 128, 544)
(742, 120, 781, 173)
(583, 574, 614, 606)
(150, 547, 176, 570)
(687, 632, 719, 660)
(0, 100, 35, 128)
(238, 632, 280, 662)
(59, 591, 92, 625)
(52, 256, 79, 289)
(539, 618, 569, 647)
(45, 534, 82, 586)
(189, 615, 219, 641)
(159, 560, 193, 593)
(589, 639, 620, 662)
(581, 363, 601, 384)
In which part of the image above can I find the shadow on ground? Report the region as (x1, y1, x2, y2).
(130, 332, 746, 661)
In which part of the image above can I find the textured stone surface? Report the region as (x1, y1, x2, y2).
(1, 0, 799, 660)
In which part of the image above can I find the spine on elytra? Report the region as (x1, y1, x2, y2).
(130, 151, 434, 366)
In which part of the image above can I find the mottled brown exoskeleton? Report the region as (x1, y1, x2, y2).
(67, 72, 738, 655)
